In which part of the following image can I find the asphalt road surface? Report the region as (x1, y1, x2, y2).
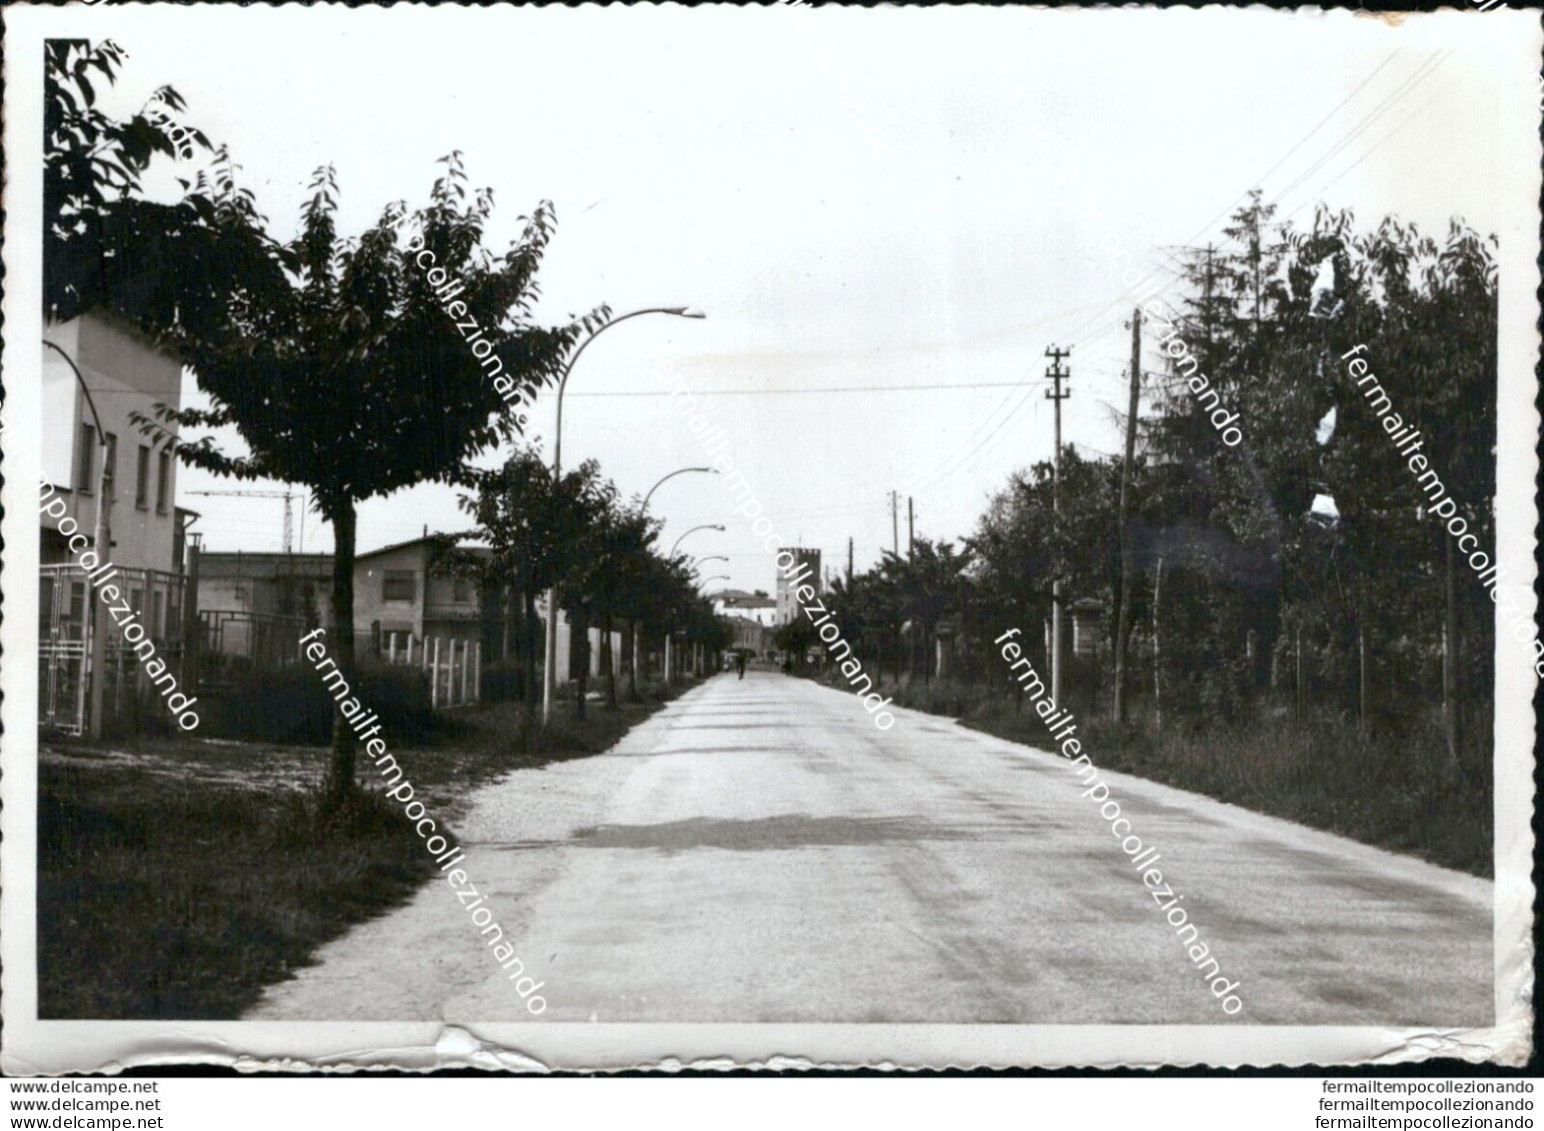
(250, 669, 1492, 1025)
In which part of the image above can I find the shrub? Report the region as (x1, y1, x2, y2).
(216, 660, 440, 745)
(480, 658, 525, 704)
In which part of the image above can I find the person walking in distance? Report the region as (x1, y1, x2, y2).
(736, 651, 747, 680)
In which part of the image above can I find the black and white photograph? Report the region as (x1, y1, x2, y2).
(1, 2, 1538, 1087)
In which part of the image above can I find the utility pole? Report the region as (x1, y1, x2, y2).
(847, 537, 854, 586)
(1045, 344, 1072, 707)
(888, 490, 900, 557)
(1113, 310, 1141, 723)
(907, 496, 915, 558)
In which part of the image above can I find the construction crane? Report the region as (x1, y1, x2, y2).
(185, 489, 307, 553)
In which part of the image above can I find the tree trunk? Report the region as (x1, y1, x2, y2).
(573, 604, 589, 721)
(1295, 622, 1305, 719)
(1151, 555, 1164, 734)
(1358, 616, 1369, 734)
(324, 498, 359, 803)
(622, 618, 638, 702)
(502, 584, 513, 661)
(602, 612, 618, 709)
(523, 582, 539, 711)
(1443, 533, 1461, 771)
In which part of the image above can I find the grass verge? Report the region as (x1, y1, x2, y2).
(38, 679, 696, 1019)
(850, 675, 1492, 878)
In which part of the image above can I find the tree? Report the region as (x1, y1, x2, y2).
(874, 540, 974, 683)
(136, 155, 598, 799)
(45, 39, 280, 333)
(773, 618, 818, 666)
(556, 469, 622, 721)
(589, 502, 665, 706)
(462, 445, 568, 709)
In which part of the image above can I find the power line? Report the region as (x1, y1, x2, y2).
(1283, 59, 1458, 223)
(910, 50, 1418, 497)
(564, 380, 1034, 397)
(1273, 51, 1453, 211)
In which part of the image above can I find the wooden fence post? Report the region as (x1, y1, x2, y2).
(431, 637, 441, 709)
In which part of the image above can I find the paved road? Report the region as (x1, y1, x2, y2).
(250, 670, 1492, 1025)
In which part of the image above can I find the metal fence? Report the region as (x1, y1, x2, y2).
(196, 609, 313, 691)
(39, 564, 186, 736)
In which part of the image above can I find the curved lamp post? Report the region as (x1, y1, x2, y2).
(690, 554, 729, 571)
(643, 465, 716, 510)
(669, 523, 725, 558)
(662, 525, 722, 684)
(544, 306, 705, 723)
(684, 576, 730, 679)
(43, 340, 113, 739)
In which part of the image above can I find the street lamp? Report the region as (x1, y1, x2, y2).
(43, 340, 113, 740)
(643, 466, 716, 510)
(662, 524, 721, 686)
(543, 306, 705, 723)
(669, 523, 725, 558)
(697, 574, 731, 591)
(690, 555, 729, 571)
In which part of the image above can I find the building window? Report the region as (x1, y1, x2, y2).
(453, 575, 472, 603)
(103, 433, 118, 498)
(136, 445, 151, 509)
(153, 591, 165, 639)
(77, 424, 96, 492)
(156, 451, 171, 514)
(383, 571, 416, 603)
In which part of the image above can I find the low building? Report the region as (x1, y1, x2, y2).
(713, 588, 777, 627)
(1070, 598, 1106, 658)
(725, 614, 772, 658)
(353, 536, 490, 657)
(193, 551, 332, 671)
(197, 551, 331, 620)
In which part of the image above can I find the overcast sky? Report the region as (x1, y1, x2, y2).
(45, 5, 1536, 592)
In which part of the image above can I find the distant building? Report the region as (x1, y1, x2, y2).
(725, 614, 772, 658)
(194, 551, 332, 665)
(352, 535, 620, 685)
(775, 547, 821, 625)
(1070, 598, 1106, 658)
(713, 588, 777, 627)
(353, 536, 492, 657)
(197, 551, 331, 621)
